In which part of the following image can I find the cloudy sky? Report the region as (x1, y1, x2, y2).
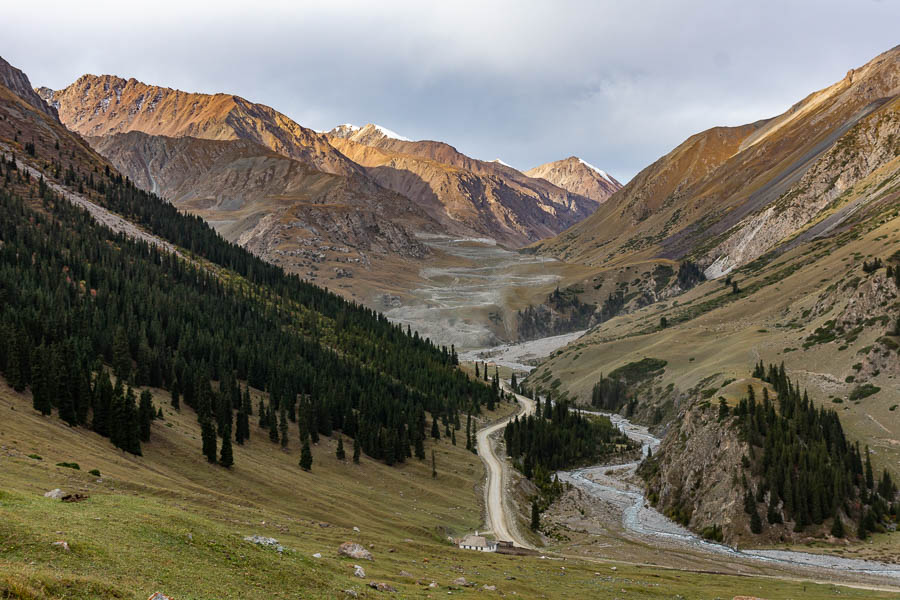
(4, 0, 898, 181)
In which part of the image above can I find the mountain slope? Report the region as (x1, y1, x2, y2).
(86, 131, 436, 295)
(327, 123, 602, 246)
(534, 45, 900, 271)
(40, 74, 361, 176)
(525, 156, 622, 203)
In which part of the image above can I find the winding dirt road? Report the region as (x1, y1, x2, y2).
(477, 384, 535, 548)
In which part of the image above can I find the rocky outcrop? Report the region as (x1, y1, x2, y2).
(338, 542, 373, 561)
(0, 57, 58, 119)
(642, 401, 748, 544)
(525, 156, 621, 204)
(705, 98, 900, 277)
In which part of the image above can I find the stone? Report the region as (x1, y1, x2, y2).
(428, 581, 438, 589)
(44, 488, 65, 499)
(368, 581, 398, 592)
(342, 590, 358, 598)
(452, 577, 471, 587)
(312, 552, 322, 559)
(147, 594, 173, 600)
(338, 542, 373, 561)
(398, 570, 413, 578)
(352, 526, 361, 532)
(243, 535, 284, 553)
(353, 565, 366, 578)
(51, 540, 70, 552)
(482, 584, 497, 591)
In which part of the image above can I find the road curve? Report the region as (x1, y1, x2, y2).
(477, 383, 535, 548)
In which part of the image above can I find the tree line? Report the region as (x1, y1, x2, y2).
(0, 155, 498, 467)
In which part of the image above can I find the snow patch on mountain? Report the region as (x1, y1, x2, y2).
(372, 124, 410, 141)
(577, 158, 613, 183)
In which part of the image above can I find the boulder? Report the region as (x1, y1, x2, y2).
(312, 552, 322, 559)
(51, 540, 70, 552)
(338, 542, 373, 561)
(482, 584, 497, 591)
(244, 535, 284, 553)
(148, 594, 173, 600)
(44, 488, 65, 499)
(368, 582, 397, 592)
(342, 591, 359, 598)
(452, 577, 472, 587)
(353, 565, 366, 578)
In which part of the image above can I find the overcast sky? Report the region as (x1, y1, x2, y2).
(4, 0, 898, 181)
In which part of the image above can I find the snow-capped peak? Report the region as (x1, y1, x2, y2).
(492, 158, 512, 168)
(371, 124, 410, 141)
(576, 158, 613, 183)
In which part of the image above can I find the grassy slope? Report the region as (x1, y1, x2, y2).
(2, 381, 896, 599)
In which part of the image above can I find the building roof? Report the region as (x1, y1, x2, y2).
(459, 534, 491, 547)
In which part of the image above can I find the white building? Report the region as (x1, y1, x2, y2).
(458, 531, 497, 552)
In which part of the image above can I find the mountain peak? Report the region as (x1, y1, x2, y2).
(525, 156, 621, 203)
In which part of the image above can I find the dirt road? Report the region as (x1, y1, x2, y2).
(477, 384, 535, 548)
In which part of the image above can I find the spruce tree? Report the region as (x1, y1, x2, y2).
(830, 512, 845, 538)
(201, 417, 217, 463)
(138, 390, 154, 442)
(279, 405, 289, 448)
(219, 423, 234, 468)
(336, 435, 345, 460)
(531, 500, 540, 531)
(123, 387, 142, 456)
(269, 405, 279, 443)
(431, 449, 436, 478)
(299, 440, 312, 471)
(431, 417, 440, 440)
(749, 508, 763, 534)
(353, 436, 361, 464)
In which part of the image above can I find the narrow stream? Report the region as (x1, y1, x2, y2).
(559, 411, 900, 580)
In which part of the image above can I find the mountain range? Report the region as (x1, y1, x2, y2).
(35, 74, 619, 305)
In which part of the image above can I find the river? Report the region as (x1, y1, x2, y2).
(559, 410, 900, 581)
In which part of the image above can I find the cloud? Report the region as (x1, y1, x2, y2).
(3, 0, 898, 181)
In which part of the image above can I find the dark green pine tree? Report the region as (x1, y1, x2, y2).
(451, 428, 456, 446)
(269, 404, 280, 443)
(431, 449, 437, 479)
(830, 511, 845, 538)
(865, 446, 874, 490)
(123, 387, 142, 456)
(57, 354, 77, 426)
(336, 435, 345, 460)
(138, 389, 154, 442)
(299, 440, 312, 471)
(414, 431, 425, 459)
(431, 417, 440, 440)
(531, 500, 540, 531)
(201, 417, 218, 463)
(353, 436, 361, 464)
(279, 405, 289, 448)
(170, 369, 180, 409)
(475, 362, 480, 379)
(219, 423, 234, 468)
(31, 346, 52, 416)
(749, 507, 763, 534)
(5, 337, 23, 392)
(92, 370, 113, 435)
(258, 400, 267, 428)
(465, 413, 472, 450)
(112, 327, 131, 381)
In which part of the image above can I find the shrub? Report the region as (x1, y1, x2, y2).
(849, 384, 881, 401)
(89, 469, 101, 477)
(27, 454, 42, 460)
(56, 462, 80, 470)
